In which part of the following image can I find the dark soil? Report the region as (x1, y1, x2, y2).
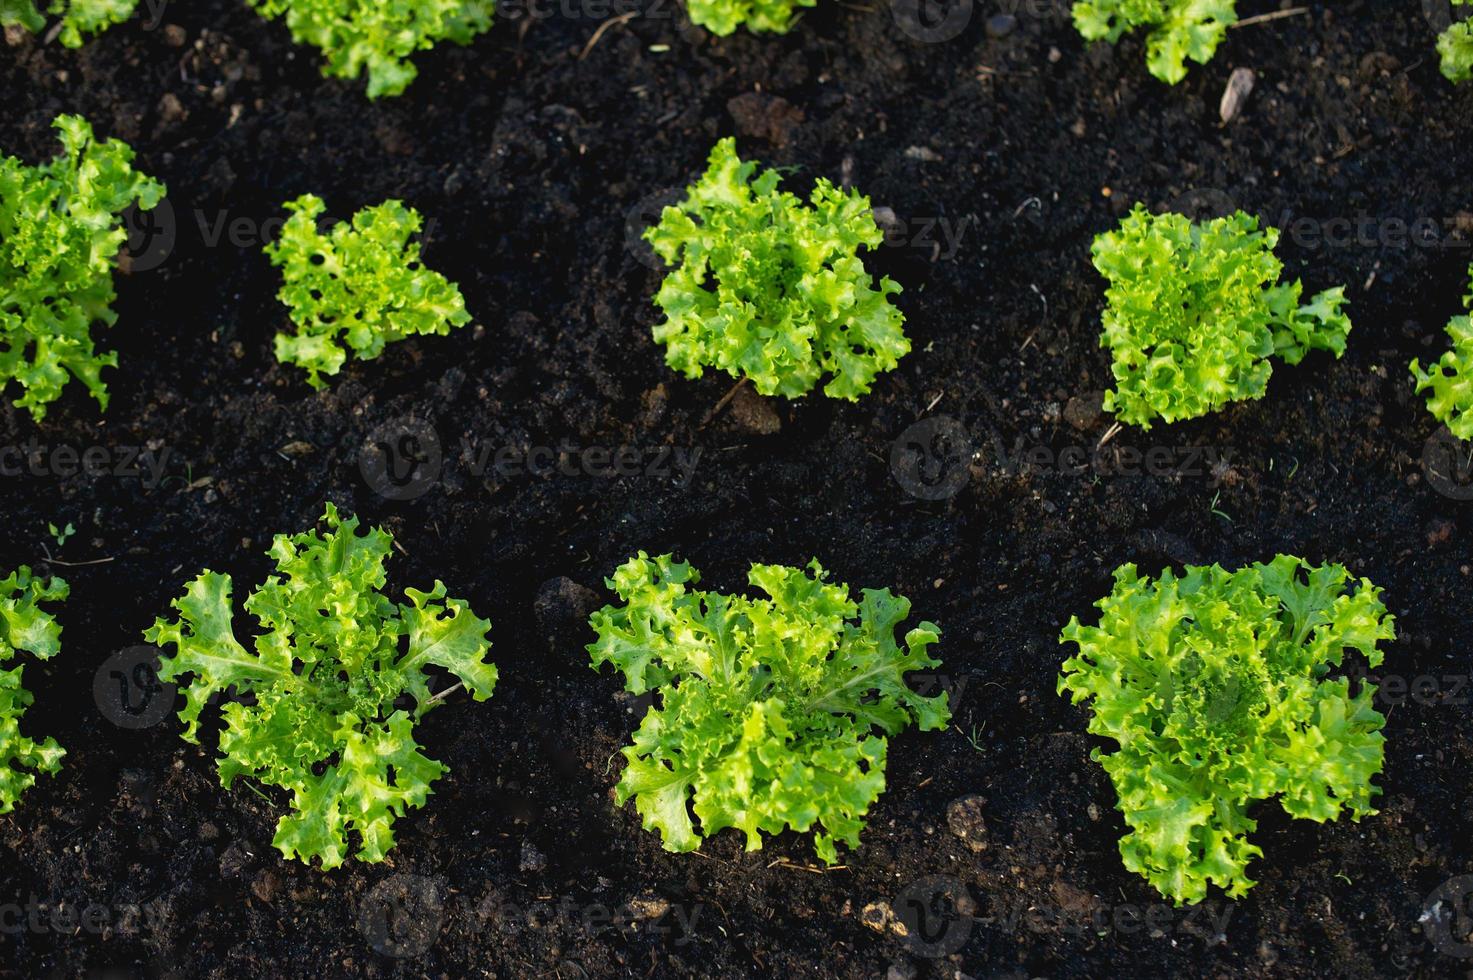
(2, 1, 1472, 977)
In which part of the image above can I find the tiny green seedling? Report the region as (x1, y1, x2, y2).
(1059, 556, 1395, 905)
(47, 522, 75, 548)
(1072, 0, 1238, 84)
(1092, 205, 1352, 429)
(589, 553, 949, 863)
(0, 114, 165, 421)
(245, 0, 495, 98)
(685, 0, 812, 35)
(0, 567, 68, 814)
(263, 195, 471, 389)
(645, 138, 908, 401)
(145, 503, 496, 869)
(1439, 0, 1473, 83)
(1410, 261, 1473, 438)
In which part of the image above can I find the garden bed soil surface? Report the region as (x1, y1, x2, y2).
(2, 1, 1473, 977)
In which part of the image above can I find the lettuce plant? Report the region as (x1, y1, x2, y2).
(685, 0, 813, 35)
(263, 195, 471, 389)
(1410, 262, 1473, 438)
(145, 504, 496, 869)
(245, 0, 495, 99)
(0, 114, 165, 421)
(1092, 205, 1352, 429)
(0, 0, 137, 47)
(0, 567, 67, 814)
(1438, 0, 1473, 83)
(1058, 557, 1395, 905)
(588, 553, 949, 864)
(645, 138, 909, 401)
(1072, 0, 1237, 84)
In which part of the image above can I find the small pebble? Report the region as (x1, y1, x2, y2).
(985, 14, 1017, 38)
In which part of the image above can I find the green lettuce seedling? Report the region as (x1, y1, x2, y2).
(0, 0, 138, 47)
(245, 0, 495, 98)
(0, 567, 67, 814)
(263, 194, 471, 389)
(0, 114, 165, 421)
(1093, 205, 1351, 429)
(1439, 0, 1473, 83)
(1411, 264, 1473, 438)
(145, 504, 496, 869)
(645, 138, 909, 401)
(685, 0, 812, 35)
(1073, 0, 1237, 84)
(588, 553, 949, 864)
(1058, 557, 1395, 905)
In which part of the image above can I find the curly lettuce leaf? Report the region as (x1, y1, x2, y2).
(1410, 263, 1473, 439)
(0, 567, 68, 814)
(1092, 205, 1351, 429)
(589, 553, 948, 864)
(645, 138, 908, 401)
(246, 0, 494, 98)
(1073, 0, 1238, 84)
(1058, 556, 1395, 905)
(1439, 1, 1473, 83)
(686, 0, 813, 35)
(262, 194, 471, 389)
(0, 114, 165, 421)
(145, 503, 495, 869)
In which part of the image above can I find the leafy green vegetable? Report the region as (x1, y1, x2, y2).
(1072, 0, 1237, 84)
(1058, 556, 1395, 905)
(685, 0, 812, 35)
(0, 114, 165, 421)
(245, 0, 495, 98)
(0, 567, 68, 815)
(1410, 262, 1473, 438)
(0, 0, 138, 47)
(588, 553, 949, 864)
(1092, 205, 1352, 429)
(645, 138, 909, 401)
(145, 504, 496, 869)
(263, 194, 471, 389)
(1438, 1, 1473, 83)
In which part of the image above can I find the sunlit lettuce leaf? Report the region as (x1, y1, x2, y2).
(645, 139, 908, 401)
(145, 503, 495, 869)
(246, 0, 494, 98)
(686, 0, 813, 35)
(1092, 205, 1351, 429)
(1439, 2, 1473, 83)
(1072, 0, 1238, 84)
(263, 194, 471, 389)
(589, 553, 948, 863)
(0, 567, 68, 814)
(1410, 262, 1473, 438)
(0, 114, 164, 421)
(1058, 556, 1395, 905)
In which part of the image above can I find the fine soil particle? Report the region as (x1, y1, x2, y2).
(1, 2, 1471, 978)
